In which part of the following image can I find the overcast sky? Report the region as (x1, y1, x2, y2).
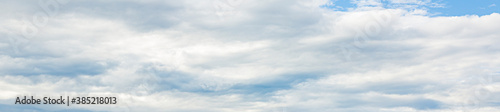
(1, 0, 500, 112)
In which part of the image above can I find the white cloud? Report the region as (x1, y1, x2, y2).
(0, 0, 499, 111)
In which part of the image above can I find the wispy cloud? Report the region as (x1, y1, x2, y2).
(490, 4, 496, 7)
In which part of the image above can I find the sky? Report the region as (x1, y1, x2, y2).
(327, 0, 499, 16)
(0, 0, 499, 112)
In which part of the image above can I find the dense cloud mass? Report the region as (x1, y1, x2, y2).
(1, 0, 499, 111)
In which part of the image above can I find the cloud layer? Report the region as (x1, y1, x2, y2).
(1, 0, 499, 111)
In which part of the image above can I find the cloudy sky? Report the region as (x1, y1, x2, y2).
(1, 0, 500, 111)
